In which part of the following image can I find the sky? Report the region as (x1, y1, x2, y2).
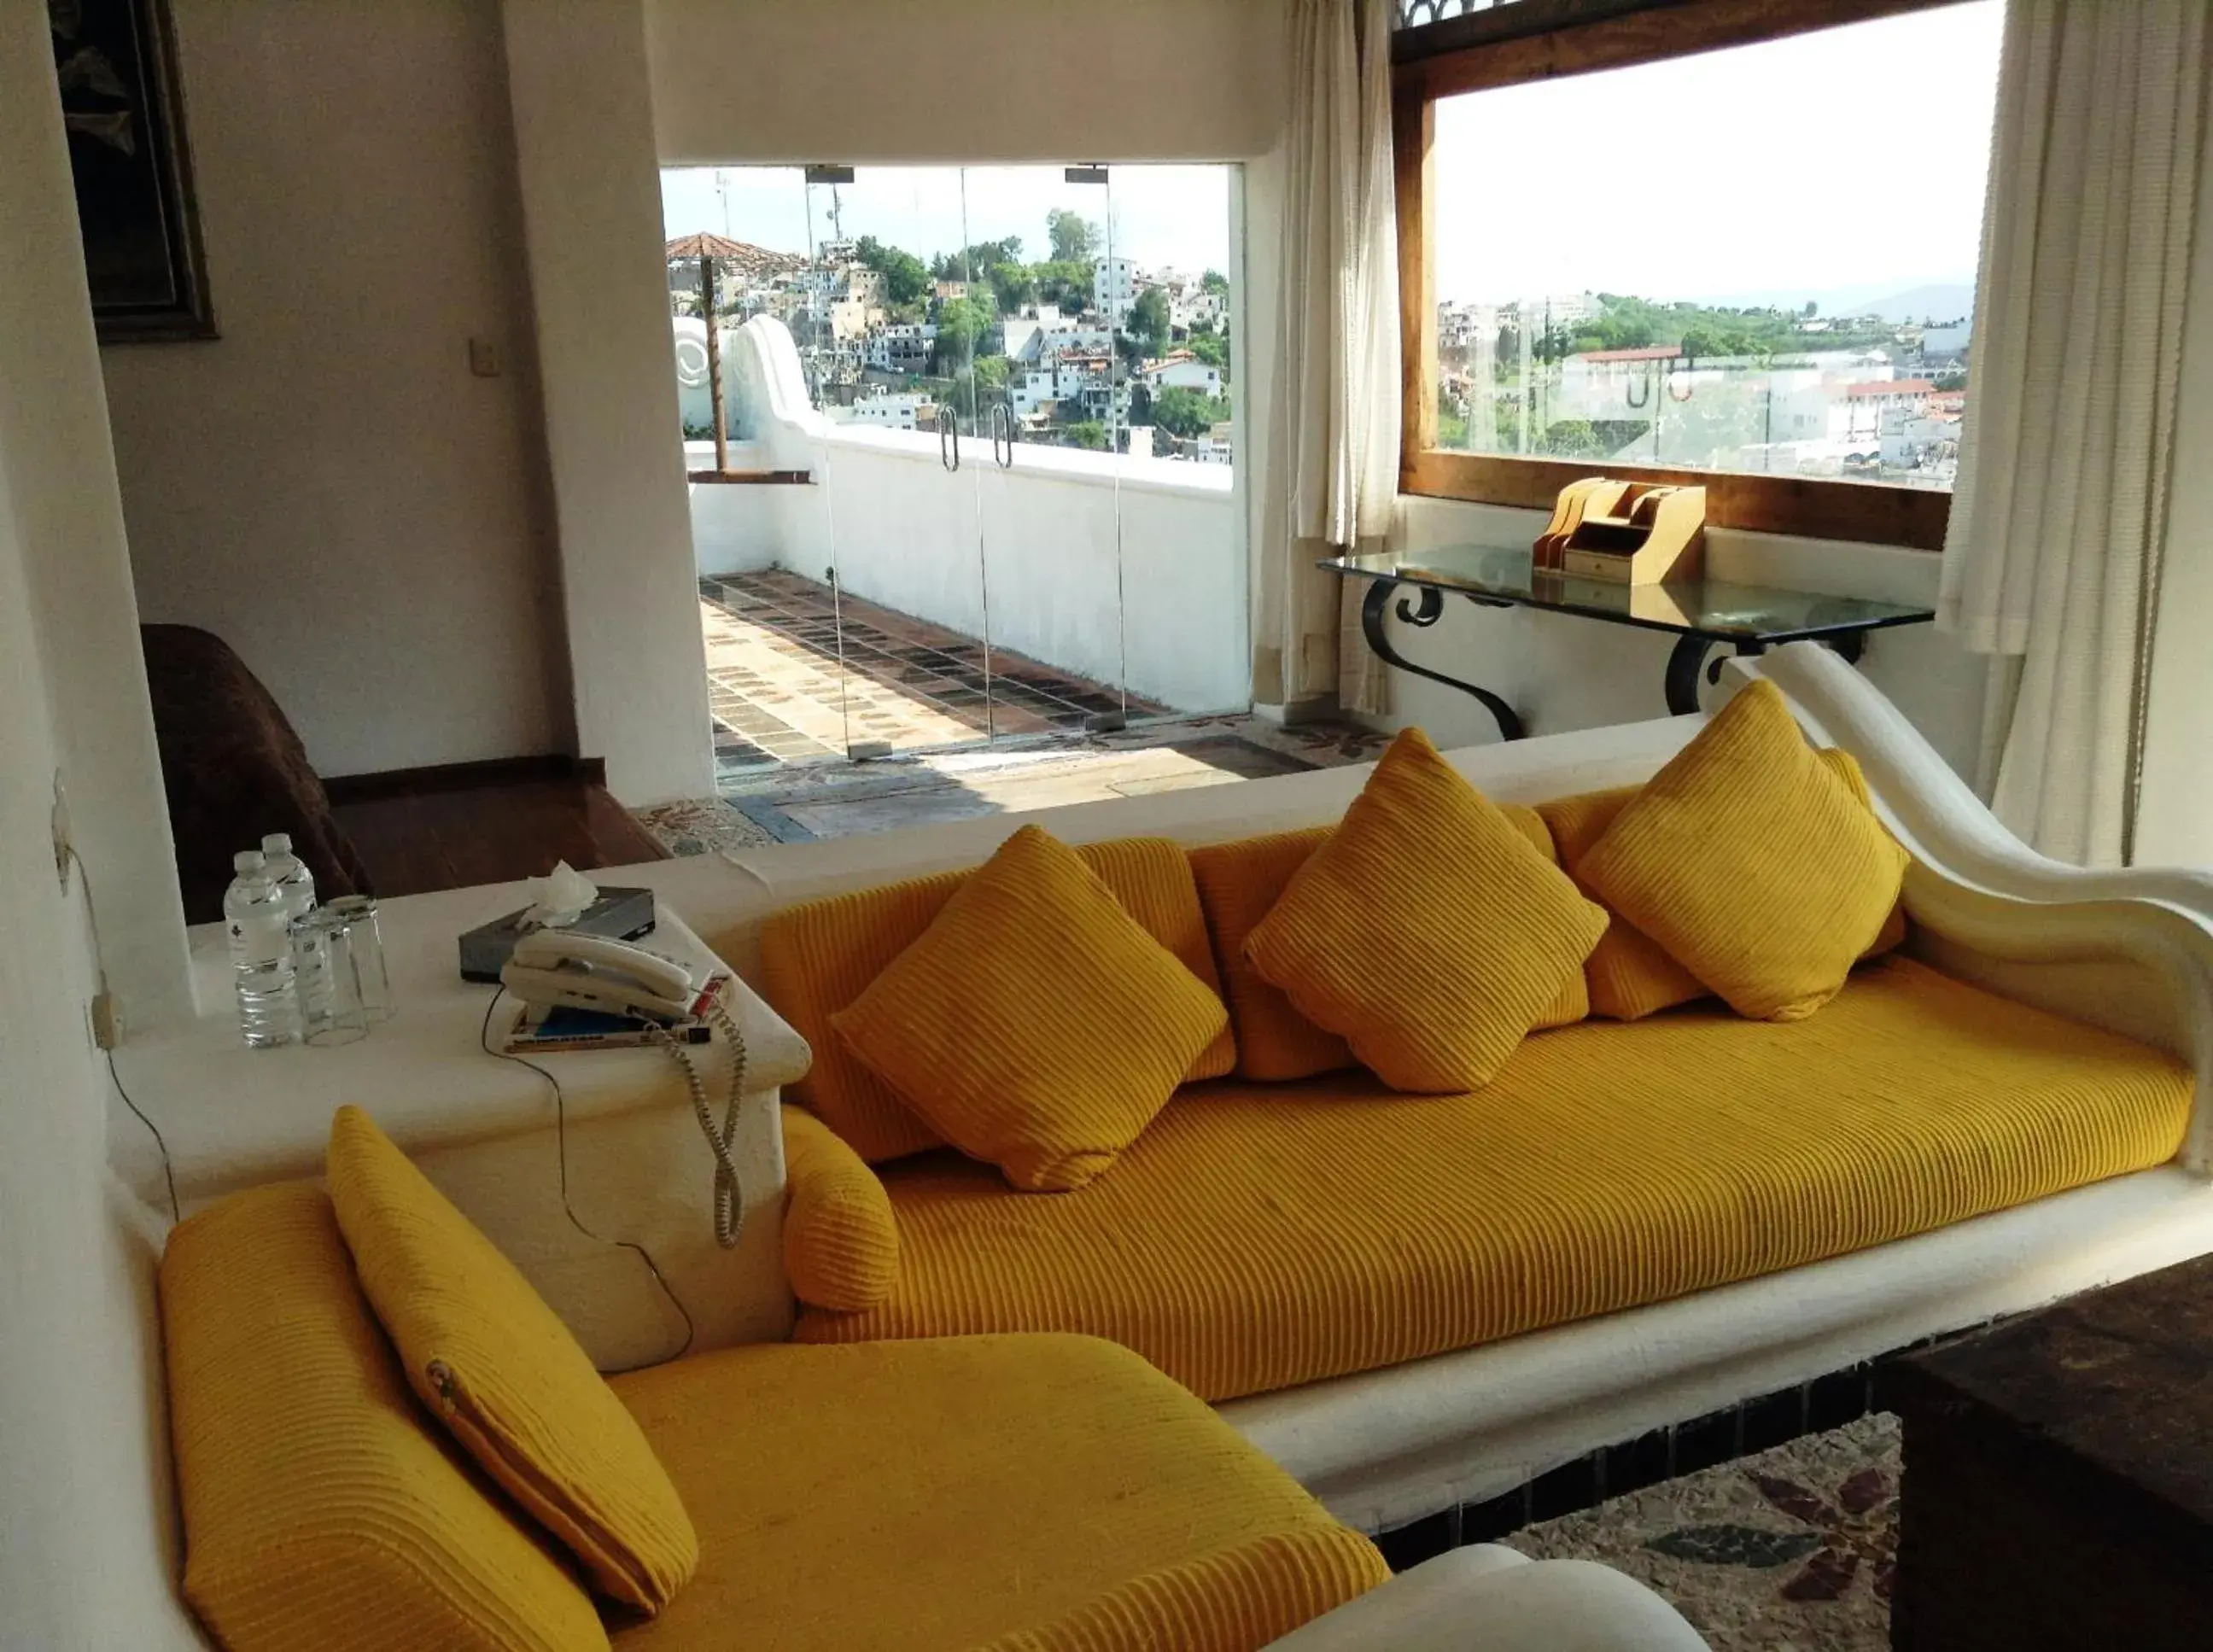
(661, 164, 1232, 276)
(1431, 0, 2004, 312)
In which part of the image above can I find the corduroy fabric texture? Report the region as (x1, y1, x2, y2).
(831, 826, 1229, 1191)
(1580, 681, 1911, 1020)
(607, 1334, 1386, 1652)
(326, 1106, 698, 1614)
(1244, 727, 1609, 1092)
(1541, 747, 1908, 1020)
(763, 834, 1236, 1165)
(780, 1103, 900, 1311)
(797, 959, 2192, 1402)
(161, 1182, 610, 1652)
(1193, 808, 1588, 1081)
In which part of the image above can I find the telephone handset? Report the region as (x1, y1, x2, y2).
(499, 930, 747, 1248)
(502, 930, 705, 1024)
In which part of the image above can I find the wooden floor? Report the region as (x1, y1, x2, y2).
(332, 777, 668, 900)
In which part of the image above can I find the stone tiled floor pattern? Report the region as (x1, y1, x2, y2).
(700, 570, 1166, 778)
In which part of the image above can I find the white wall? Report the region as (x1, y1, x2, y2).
(1374, 497, 1992, 778)
(100, 0, 575, 780)
(503, 0, 715, 806)
(0, 3, 201, 1642)
(645, 0, 1286, 166)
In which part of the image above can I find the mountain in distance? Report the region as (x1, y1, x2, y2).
(1688, 278, 1975, 324)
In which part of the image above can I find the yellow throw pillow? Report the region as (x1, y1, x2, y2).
(780, 1104, 900, 1312)
(161, 1182, 610, 1652)
(1193, 810, 1588, 1082)
(829, 825, 1228, 1191)
(1577, 679, 1910, 1021)
(1244, 727, 1609, 1093)
(762, 835, 1235, 1165)
(1541, 747, 1909, 1021)
(327, 1106, 699, 1614)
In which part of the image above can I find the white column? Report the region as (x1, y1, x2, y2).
(0, 0, 193, 1027)
(500, 0, 715, 804)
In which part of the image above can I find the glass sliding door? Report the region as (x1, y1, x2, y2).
(665, 160, 1245, 778)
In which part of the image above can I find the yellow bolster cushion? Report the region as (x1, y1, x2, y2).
(1194, 806, 1589, 1083)
(1542, 745, 1910, 1020)
(161, 1182, 610, 1652)
(1245, 727, 1609, 1093)
(780, 1103, 900, 1311)
(831, 826, 1229, 1192)
(763, 834, 1236, 1165)
(1579, 680, 1910, 1021)
(327, 1106, 699, 1614)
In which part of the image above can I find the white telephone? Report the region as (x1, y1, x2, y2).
(499, 929, 748, 1250)
(501, 931, 706, 1025)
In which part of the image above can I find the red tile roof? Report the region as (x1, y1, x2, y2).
(1843, 378, 1939, 400)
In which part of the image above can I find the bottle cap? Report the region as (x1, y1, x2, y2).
(261, 832, 294, 855)
(234, 849, 266, 874)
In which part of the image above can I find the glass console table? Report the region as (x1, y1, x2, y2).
(1324, 545, 1936, 741)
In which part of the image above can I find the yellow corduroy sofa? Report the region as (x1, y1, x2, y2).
(759, 764, 2196, 1411)
(161, 1169, 1388, 1652)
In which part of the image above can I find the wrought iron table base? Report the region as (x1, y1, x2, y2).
(1359, 577, 1875, 736)
(1358, 581, 1526, 740)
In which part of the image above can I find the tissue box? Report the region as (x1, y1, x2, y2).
(458, 886, 657, 984)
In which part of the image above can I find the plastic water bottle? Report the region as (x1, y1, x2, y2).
(261, 832, 317, 913)
(225, 850, 300, 1048)
(261, 832, 329, 1025)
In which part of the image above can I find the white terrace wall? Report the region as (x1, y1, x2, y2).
(688, 319, 1246, 716)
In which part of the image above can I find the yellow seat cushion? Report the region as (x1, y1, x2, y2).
(781, 1103, 900, 1311)
(797, 959, 2191, 1403)
(327, 1106, 698, 1614)
(606, 1334, 1387, 1652)
(1194, 809, 1588, 1081)
(1541, 746, 1908, 1020)
(1245, 727, 1609, 1092)
(831, 826, 1229, 1191)
(1579, 680, 1911, 1021)
(161, 1182, 610, 1652)
(763, 833, 1237, 1164)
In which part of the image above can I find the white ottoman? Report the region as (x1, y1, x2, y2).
(1267, 1545, 1711, 1650)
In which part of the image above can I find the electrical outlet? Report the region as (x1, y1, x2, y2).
(468, 336, 502, 377)
(50, 773, 69, 887)
(91, 992, 123, 1051)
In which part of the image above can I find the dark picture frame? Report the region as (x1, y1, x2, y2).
(50, 0, 216, 341)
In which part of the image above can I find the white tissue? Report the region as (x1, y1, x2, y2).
(523, 861, 600, 928)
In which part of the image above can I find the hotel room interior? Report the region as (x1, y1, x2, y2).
(9, 1, 2213, 1647)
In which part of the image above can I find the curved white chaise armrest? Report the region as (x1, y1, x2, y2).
(1753, 643, 2213, 1173)
(1264, 1549, 1709, 1651)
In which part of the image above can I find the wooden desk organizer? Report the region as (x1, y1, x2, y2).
(1533, 477, 1706, 585)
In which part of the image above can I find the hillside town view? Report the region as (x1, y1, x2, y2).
(1433, 288, 1971, 488)
(667, 181, 1234, 466)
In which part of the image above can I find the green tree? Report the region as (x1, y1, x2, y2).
(1201, 268, 1229, 295)
(1064, 419, 1108, 451)
(1047, 208, 1100, 263)
(855, 235, 930, 306)
(1148, 386, 1230, 440)
(1029, 260, 1094, 311)
(972, 353, 1011, 398)
(931, 295, 993, 371)
(1185, 326, 1229, 374)
(932, 236, 1024, 281)
(1127, 288, 1171, 358)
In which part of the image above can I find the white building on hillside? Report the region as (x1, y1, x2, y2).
(842, 388, 938, 431)
(1141, 351, 1222, 396)
(1093, 257, 1140, 324)
(866, 323, 937, 374)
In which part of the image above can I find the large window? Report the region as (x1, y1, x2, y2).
(1396, 0, 2002, 547)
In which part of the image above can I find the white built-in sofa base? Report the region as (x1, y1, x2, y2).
(113, 645, 2213, 1546)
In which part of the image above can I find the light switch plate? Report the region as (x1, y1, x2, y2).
(468, 336, 502, 377)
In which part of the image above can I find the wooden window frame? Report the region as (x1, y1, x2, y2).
(1395, 0, 1972, 551)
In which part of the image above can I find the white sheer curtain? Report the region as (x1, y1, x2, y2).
(1255, 0, 1402, 715)
(1939, 0, 2209, 866)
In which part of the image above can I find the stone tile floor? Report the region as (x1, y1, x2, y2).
(700, 569, 1167, 778)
